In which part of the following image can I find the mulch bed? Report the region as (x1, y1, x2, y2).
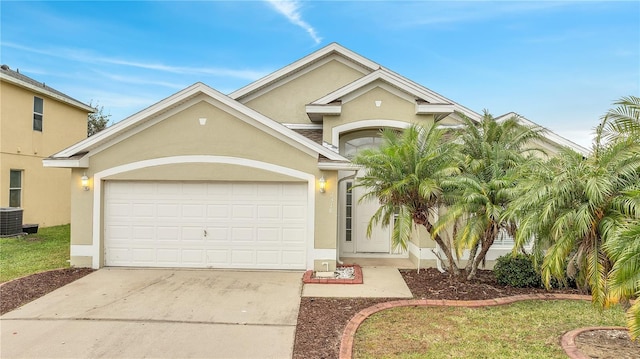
(293, 268, 582, 359)
(0, 268, 94, 315)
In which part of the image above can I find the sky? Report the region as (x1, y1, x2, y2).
(1, 1, 639, 149)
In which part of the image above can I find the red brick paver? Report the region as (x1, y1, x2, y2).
(338, 293, 593, 359)
(302, 264, 363, 284)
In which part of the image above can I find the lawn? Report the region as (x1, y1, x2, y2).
(354, 300, 626, 359)
(0, 224, 71, 283)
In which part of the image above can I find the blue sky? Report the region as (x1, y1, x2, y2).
(1, 1, 638, 148)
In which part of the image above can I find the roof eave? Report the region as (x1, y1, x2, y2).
(0, 73, 94, 113)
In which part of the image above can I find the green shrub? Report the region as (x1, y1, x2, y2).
(493, 254, 541, 288)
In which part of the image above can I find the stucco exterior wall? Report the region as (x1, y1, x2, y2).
(70, 98, 338, 267)
(0, 81, 88, 226)
(243, 58, 367, 124)
(323, 85, 436, 144)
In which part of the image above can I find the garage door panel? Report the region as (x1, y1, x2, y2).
(257, 205, 280, 220)
(105, 181, 307, 269)
(231, 250, 255, 265)
(257, 228, 280, 242)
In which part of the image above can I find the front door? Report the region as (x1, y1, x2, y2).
(353, 183, 391, 252)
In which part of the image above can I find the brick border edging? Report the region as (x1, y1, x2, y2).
(338, 293, 592, 359)
(302, 264, 363, 284)
(561, 326, 629, 359)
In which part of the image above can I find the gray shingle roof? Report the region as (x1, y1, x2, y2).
(0, 64, 93, 112)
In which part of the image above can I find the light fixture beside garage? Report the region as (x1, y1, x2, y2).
(319, 176, 326, 193)
(199, 117, 207, 125)
(81, 173, 90, 191)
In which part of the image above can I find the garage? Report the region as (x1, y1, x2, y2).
(104, 181, 308, 269)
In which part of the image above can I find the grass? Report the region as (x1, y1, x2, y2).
(354, 300, 626, 359)
(0, 224, 71, 283)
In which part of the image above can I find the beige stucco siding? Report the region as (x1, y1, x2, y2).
(71, 98, 337, 266)
(0, 81, 88, 226)
(243, 58, 367, 124)
(323, 85, 435, 144)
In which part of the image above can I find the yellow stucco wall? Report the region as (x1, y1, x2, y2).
(0, 81, 88, 226)
(323, 85, 436, 144)
(70, 97, 338, 266)
(243, 58, 367, 124)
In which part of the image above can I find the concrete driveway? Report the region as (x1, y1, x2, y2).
(0, 268, 303, 358)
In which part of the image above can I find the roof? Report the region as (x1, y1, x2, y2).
(0, 64, 94, 112)
(229, 43, 380, 101)
(306, 68, 481, 122)
(495, 112, 590, 156)
(45, 82, 348, 167)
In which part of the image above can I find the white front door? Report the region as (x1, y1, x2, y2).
(353, 184, 391, 253)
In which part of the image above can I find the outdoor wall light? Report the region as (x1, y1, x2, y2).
(81, 173, 90, 191)
(319, 176, 326, 193)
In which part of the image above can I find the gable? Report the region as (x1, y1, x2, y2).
(241, 57, 370, 124)
(89, 99, 321, 176)
(45, 83, 347, 169)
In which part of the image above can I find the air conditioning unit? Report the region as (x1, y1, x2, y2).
(0, 207, 23, 237)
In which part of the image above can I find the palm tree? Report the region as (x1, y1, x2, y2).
(596, 95, 640, 145)
(512, 135, 640, 308)
(604, 220, 640, 339)
(352, 124, 462, 275)
(433, 111, 545, 280)
(598, 96, 640, 340)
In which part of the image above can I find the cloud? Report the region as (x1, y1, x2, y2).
(1, 42, 267, 81)
(265, 0, 322, 44)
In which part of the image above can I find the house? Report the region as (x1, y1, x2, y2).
(1, 65, 94, 228)
(44, 43, 588, 270)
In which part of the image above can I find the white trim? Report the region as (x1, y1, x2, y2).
(310, 68, 482, 123)
(283, 123, 323, 130)
(88, 155, 316, 269)
(43, 155, 89, 168)
(51, 82, 348, 162)
(496, 112, 590, 156)
(318, 162, 358, 171)
(331, 119, 412, 147)
(0, 73, 94, 112)
(416, 103, 455, 115)
(229, 43, 379, 101)
(70, 244, 94, 257)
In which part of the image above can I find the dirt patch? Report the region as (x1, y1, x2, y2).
(0, 268, 94, 315)
(575, 329, 640, 359)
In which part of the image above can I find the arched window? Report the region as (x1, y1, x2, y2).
(339, 130, 385, 159)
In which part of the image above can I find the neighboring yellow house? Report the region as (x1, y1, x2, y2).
(0, 64, 94, 229)
(45, 44, 588, 270)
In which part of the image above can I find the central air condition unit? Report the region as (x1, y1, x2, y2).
(0, 207, 24, 237)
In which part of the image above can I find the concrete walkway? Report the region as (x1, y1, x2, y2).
(302, 266, 413, 298)
(1, 268, 303, 358)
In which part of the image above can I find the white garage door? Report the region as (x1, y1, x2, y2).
(104, 181, 307, 269)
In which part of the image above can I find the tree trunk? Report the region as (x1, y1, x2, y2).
(424, 222, 460, 277)
(467, 231, 497, 281)
(465, 240, 480, 275)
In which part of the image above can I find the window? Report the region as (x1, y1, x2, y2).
(339, 130, 385, 159)
(345, 182, 353, 242)
(9, 170, 22, 207)
(33, 97, 43, 131)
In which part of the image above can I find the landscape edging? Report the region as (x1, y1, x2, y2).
(560, 326, 629, 359)
(338, 293, 593, 359)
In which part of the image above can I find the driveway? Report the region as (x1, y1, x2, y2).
(0, 268, 303, 358)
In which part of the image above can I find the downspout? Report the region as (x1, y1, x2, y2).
(336, 171, 358, 265)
